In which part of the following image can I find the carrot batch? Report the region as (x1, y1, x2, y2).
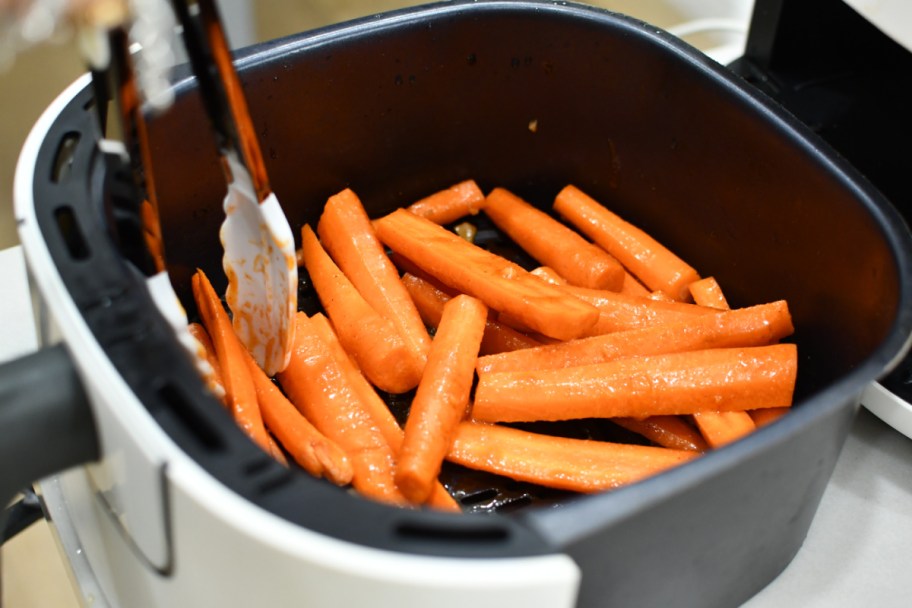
(188, 179, 798, 511)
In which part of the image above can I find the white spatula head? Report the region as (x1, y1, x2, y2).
(220, 153, 297, 376)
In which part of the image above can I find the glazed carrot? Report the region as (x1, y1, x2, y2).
(277, 313, 407, 506)
(310, 313, 461, 511)
(554, 185, 700, 301)
(472, 344, 797, 423)
(187, 321, 226, 400)
(244, 346, 353, 485)
(192, 269, 274, 456)
(406, 179, 486, 225)
(317, 189, 431, 379)
(692, 410, 756, 448)
(301, 224, 420, 393)
(402, 273, 542, 355)
(689, 276, 730, 310)
(396, 295, 488, 503)
(483, 188, 625, 290)
(446, 421, 697, 493)
(620, 271, 651, 297)
(477, 300, 793, 374)
(749, 407, 790, 427)
(530, 266, 567, 285)
(373, 208, 599, 340)
(613, 416, 708, 452)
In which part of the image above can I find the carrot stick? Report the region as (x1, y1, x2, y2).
(446, 421, 697, 493)
(243, 347, 354, 485)
(277, 313, 408, 506)
(187, 322, 226, 400)
(310, 312, 461, 511)
(373, 208, 599, 340)
(301, 224, 421, 393)
(613, 416, 708, 452)
(483, 188, 625, 290)
(396, 295, 488, 503)
(689, 276, 730, 310)
(477, 300, 793, 374)
(472, 344, 797, 423)
(317, 189, 431, 378)
(406, 179, 486, 225)
(691, 410, 756, 448)
(554, 185, 700, 301)
(530, 266, 567, 285)
(620, 271, 651, 297)
(192, 269, 274, 456)
(749, 407, 790, 427)
(402, 273, 542, 355)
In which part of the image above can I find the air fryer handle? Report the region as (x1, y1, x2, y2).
(0, 344, 98, 529)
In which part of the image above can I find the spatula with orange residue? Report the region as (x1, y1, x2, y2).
(170, 0, 297, 376)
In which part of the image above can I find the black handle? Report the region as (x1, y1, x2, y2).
(0, 345, 98, 534)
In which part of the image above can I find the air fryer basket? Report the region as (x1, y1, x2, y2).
(22, 1, 912, 607)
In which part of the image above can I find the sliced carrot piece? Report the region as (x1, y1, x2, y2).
(689, 276, 730, 310)
(187, 321, 226, 401)
(613, 416, 708, 452)
(446, 421, 697, 493)
(554, 185, 700, 301)
(317, 189, 431, 378)
(301, 224, 420, 393)
(483, 187, 625, 290)
(749, 407, 791, 427)
(402, 273, 542, 356)
(692, 410, 757, 448)
(396, 295, 488, 503)
(373, 208, 599, 340)
(472, 344, 797, 423)
(310, 312, 461, 512)
(192, 269, 274, 456)
(620, 271, 651, 297)
(477, 300, 793, 374)
(244, 347, 353, 485)
(277, 313, 407, 506)
(530, 266, 567, 285)
(406, 179, 486, 225)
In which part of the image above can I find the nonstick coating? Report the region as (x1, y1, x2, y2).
(33, 2, 912, 607)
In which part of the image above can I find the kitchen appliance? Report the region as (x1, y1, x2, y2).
(727, 0, 912, 439)
(5, 1, 912, 607)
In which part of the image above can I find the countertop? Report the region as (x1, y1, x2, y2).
(1, 243, 910, 607)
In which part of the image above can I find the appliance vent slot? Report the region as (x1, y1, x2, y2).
(50, 131, 81, 184)
(53, 206, 91, 261)
(395, 521, 510, 544)
(156, 382, 225, 451)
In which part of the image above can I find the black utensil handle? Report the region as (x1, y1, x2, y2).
(0, 345, 98, 531)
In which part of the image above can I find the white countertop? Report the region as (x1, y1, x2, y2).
(1, 244, 910, 607)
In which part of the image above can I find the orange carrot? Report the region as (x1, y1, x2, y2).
(749, 407, 790, 427)
(192, 269, 274, 456)
(472, 344, 797, 423)
(620, 271, 651, 297)
(483, 188, 625, 290)
(277, 312, 407, 506)
(554, 185, 700, 301)
(317, 189, 431, 378)
(244, 347, 353, 485)
(446, 421, 697, 493)
(402, 273, 542, 355)
(689, 276, 730, 310)
(477, 300, 793, 374)
(406, 179, 486, 225)
(692, 410, 756, 448)
(373, 208, 599, 340)
(301, 224, 421, 393)
(396, 295, 488, 503)
(187, 321, 226, 400)
(310, 312, 461, 511)
(530, 266, 567, 285)
(613, 416, 708, 452)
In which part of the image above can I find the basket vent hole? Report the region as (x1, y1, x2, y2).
(51, 132, 81, 183)
(53, 206, 91, 261)
(157, 382, 225, 451)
